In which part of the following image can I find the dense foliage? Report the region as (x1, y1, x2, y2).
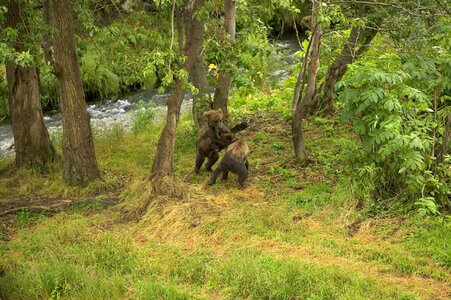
(336, 12, 450, 214)
(339, 51, 450, 213)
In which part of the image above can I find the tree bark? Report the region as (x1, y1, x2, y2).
(292, 0, 322, 162)
(191, 56, 212, 129)
(320, 25, 378, 114)
(151, 0, 205, 177)
(212, 0, 236, 123)
(291, 36, 312, 114)
(190, 11, 211, 129)
(5, 0, 55, 167)
(49, 0, 100, 185)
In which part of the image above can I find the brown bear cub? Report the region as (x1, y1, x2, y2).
(195, 109, 247, 173)
(208, 140, 250, 189)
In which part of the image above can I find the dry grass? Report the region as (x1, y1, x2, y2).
(119, 177, 450, 299)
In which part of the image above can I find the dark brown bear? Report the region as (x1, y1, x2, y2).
(195, 109, 247, 173)
(208, 140, 250, 189)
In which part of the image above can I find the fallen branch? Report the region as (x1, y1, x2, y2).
(0, 197, 119, 217)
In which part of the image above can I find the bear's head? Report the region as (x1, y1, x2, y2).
(204, 109, 228, 132)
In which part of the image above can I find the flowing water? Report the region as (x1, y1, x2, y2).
(0, 39, 300, 158)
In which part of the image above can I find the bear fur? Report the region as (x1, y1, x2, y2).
(208, 140, 250, 189)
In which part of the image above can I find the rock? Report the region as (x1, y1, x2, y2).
(0, 138, 14, 151)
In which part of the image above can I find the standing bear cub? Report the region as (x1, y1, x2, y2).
(195, 109, 247, 173)
(208, 140, 250, 189)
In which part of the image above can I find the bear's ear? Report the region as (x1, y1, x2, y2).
(216, 108, 223, 116)
(203, 111, 211, 118)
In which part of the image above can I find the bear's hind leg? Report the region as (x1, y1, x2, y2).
(195, 150, 206, 174)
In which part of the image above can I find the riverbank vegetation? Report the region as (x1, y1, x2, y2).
(0, 0, 450, 299)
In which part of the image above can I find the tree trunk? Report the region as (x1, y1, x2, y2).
(151, 0, 205, 177)
(191, 57, 212, 129)
(291, 37, 312, 114)
(320, 25, 378, 114)
(212, 0, 236, 122)
(151, 80, 184, 176)
(190, 11, 211, 130)
(49, 0, 101, 185)
(5, 0, 55, 167)
(42, 0, 53, 65)
(436, 112, 451, 165)
(292, 0, 322, 162)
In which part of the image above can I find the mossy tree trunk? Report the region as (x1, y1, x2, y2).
(292, 0, 322, 162)
(5, 0, 55, 167)
(212, 0, 236, 123)
(151, 0, 206, 177)
(49, 0, 101, 185)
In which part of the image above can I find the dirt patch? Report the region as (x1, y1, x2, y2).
(245, 112, 290, 136)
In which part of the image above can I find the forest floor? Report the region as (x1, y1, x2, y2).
(0, 110, 450, 299)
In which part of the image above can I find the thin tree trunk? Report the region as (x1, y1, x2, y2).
(42, 0, 53, 65)
(291, 36, 312, 114)
(212, 0, 236, 122)
(437, 112, 451, 165)
(292, 0, 322, 162)
(320, 25, 378, 114)
(5, 0, 55, 167)
(49, 0, 100, 185)
(151, 81, 184, 175)
(151, 0, 205, 177)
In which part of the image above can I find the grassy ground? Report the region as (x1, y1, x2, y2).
(0, 102, 450, 299)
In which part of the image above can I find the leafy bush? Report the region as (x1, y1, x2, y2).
(81, 53, 120, 100)
(338, 52, 450, 212)
(79, 13, 166, 91)
(39, 64, 58, 110)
